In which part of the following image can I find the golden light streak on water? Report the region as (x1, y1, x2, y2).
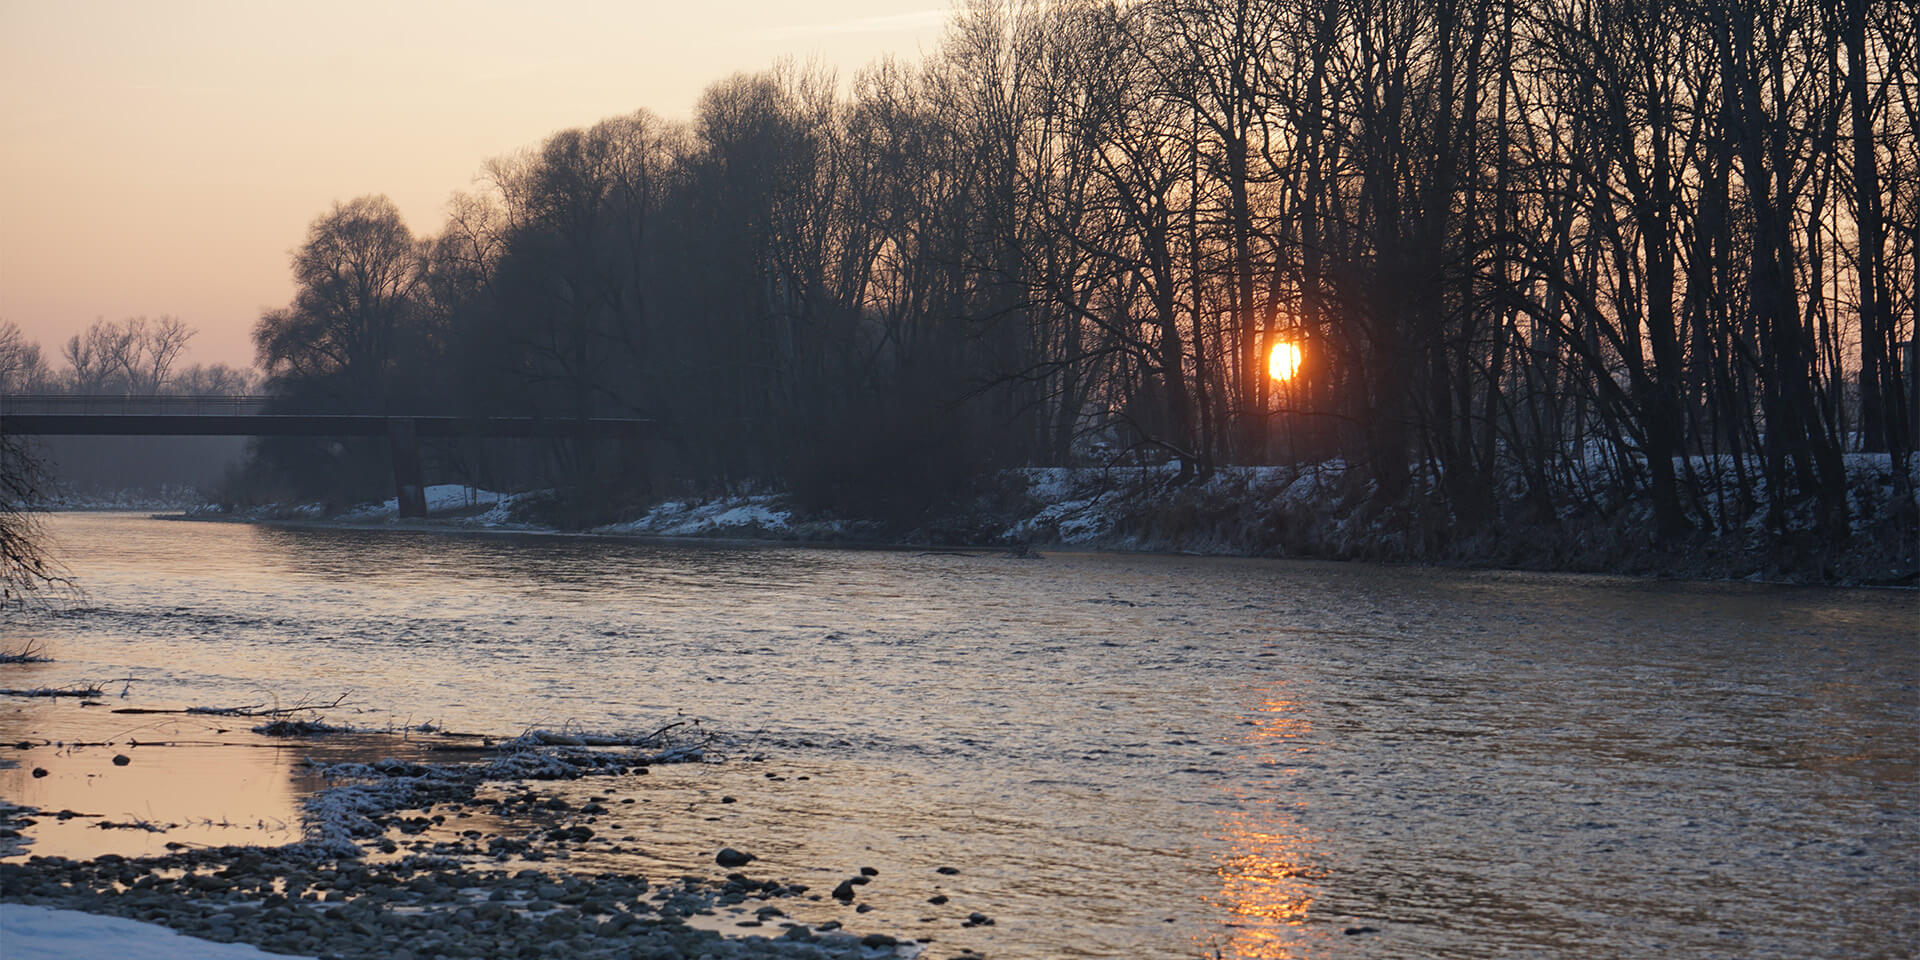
(1202, 694, 1320, 959)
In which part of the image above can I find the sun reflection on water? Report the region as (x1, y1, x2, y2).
(1204, 693, 1322, 959)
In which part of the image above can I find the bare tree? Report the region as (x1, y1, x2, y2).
(0, 321, 54, 393)
(256, 196, 424, 411)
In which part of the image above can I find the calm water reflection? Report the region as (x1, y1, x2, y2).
(2, 513, 1915, 958)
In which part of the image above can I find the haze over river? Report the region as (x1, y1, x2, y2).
(3, 513, 1915, 958)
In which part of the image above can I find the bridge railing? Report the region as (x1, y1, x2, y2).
(0, 394, 272, 416)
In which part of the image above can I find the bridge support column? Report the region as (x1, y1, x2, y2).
(388, 418, 428, 518)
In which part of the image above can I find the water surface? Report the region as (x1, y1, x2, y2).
(3, 513, 1914, 958)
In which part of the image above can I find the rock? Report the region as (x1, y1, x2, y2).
(964, 911, 994, 927)
(928, 895, 949, 905)
(935, 866, 960, 875)
(859, 866, 878, 877)
(831, 880, 857, 902)
(861, 933, 899, 947)
(30, 768, 47, 778)
(1343, 925, 1380, 935)
(112, 754, 131, 766)
(715, 847, 756, 868)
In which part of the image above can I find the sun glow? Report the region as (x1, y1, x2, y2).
(1268, 342, 1303, 382)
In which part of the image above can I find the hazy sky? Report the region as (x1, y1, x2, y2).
(0, 0, 951, 372)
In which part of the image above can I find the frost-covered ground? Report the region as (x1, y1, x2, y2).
(0, 903, 310, 960)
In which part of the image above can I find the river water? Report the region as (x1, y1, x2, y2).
(2, 513, 1915, 958)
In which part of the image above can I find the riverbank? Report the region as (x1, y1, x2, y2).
(168, 454, 1920, 586)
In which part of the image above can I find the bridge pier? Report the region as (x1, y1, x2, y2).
(387, 418, 428, 519)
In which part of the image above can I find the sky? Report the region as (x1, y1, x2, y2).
(0, 0, 952, 372)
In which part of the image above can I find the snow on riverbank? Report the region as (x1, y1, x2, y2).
(0, 903, 313, 960)
(596, 495, 803, 537)
(1001, 454, 1919, 582)
(162, 452, 1918, 583)
(337, 484, 508, 520)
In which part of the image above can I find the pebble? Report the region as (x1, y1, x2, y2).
(112, 754, 131, 766)
(715, 847, 757, 868)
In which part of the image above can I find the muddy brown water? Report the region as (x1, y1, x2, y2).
(2, 512, 1915, 958)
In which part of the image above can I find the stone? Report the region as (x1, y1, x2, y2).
(112, 754, 131, 766)
(831, 880, 857, 902)
(715, 847, 756, 868)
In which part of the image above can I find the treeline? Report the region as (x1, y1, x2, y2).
(0, 318, 254, 397)
(254, 0, 1916, 543)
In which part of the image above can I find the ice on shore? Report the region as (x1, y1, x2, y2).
(0, 903, 313, 960)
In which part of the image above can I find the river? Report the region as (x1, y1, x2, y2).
(2, 512, 1915, 958)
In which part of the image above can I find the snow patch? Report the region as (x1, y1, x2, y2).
(0, 904, 313, 960)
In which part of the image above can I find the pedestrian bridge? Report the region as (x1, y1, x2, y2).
(1, 394, 648, 516)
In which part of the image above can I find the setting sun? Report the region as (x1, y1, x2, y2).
(1268, 341, 1303, 381)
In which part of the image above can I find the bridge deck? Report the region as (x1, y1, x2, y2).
(1, 397, 648, 438)
(1, 413, 647, 438)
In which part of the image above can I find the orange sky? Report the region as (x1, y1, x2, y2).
(0, 0, 949, 371)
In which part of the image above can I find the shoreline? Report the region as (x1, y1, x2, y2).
(133, 508, 1916, 592)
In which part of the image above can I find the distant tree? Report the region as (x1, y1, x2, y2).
(61, 322, 123, 393)
(170, 363, 255, 396)
(0, 321, 54, 393)
(56, 316, 196, 394)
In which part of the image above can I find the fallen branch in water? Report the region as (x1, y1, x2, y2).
(0, 683, 105, 699)
(111, 692, 351, 717)
(0, 640, 51, 664)
(97, 818, 175, 833)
